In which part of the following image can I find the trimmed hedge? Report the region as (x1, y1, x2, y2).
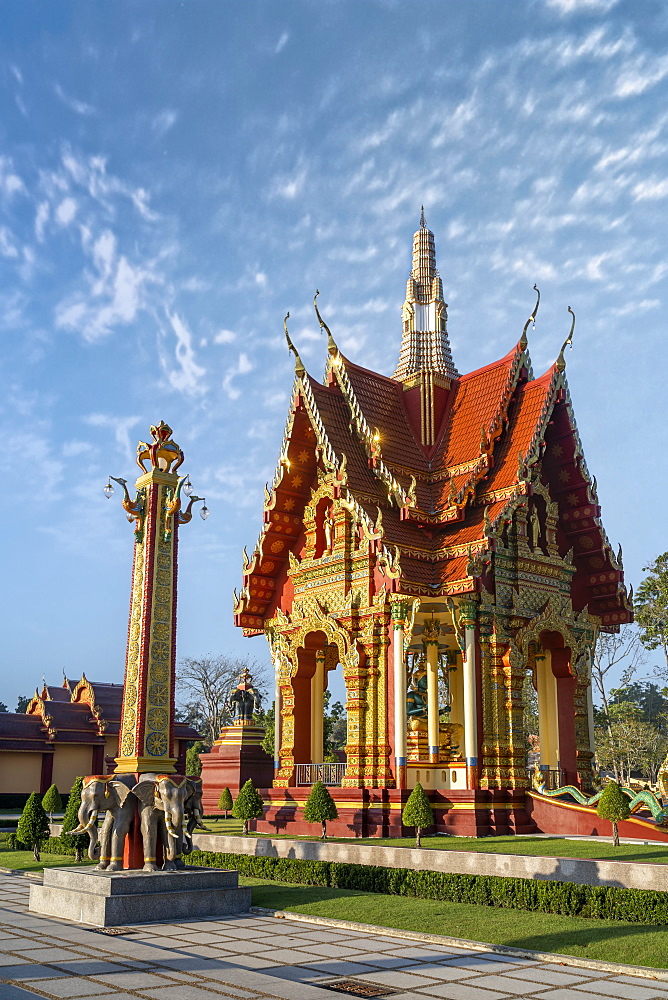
(186, 849, 668, 926)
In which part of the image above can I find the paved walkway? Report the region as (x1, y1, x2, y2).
(1, 872, 667, 1000)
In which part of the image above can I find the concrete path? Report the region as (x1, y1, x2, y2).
(1, 871, 668, 1000)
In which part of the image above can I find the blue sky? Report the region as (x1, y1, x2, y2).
(1, 0, 667, 712)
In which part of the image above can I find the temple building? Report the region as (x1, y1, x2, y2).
(0, 674, 199, 803)
(233, 215, 633, 837)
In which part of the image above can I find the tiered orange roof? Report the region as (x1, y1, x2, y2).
(235, 219, 632, 633)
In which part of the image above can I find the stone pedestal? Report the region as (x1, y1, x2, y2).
(201, 724, 274, 812)
(29, 866, 251, 927)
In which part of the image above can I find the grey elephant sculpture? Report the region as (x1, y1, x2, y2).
(132, 774, 208, 872)
(68, 774, 136, 871)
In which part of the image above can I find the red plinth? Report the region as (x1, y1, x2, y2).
(200, 724, 274, 813)
(252, 787, 537, 838)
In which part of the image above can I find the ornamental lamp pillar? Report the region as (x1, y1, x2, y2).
(103, 421, 207, 866)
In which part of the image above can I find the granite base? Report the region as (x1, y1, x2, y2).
(29, 865, 251, 927)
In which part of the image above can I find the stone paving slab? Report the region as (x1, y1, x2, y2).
(3, 871, 668, 1000)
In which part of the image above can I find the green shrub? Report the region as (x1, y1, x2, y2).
(402, 783, 433, 847)
(597, 781, 630, 847)
(217, 788, 233, 818)
(42, 784, 62, 822)
(16, 792, 50, 861)
(303, 781, 338, 840)
(60, 777, 88, 861)
(184, 848, 668, 925)
(232, 779, 264, 834)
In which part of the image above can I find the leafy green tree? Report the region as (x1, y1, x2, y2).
(0, 702, 7, 712)
(635, 553, 668, 672)
(610, 681, 668, 726)
(595, 701, 668, 784)
(232, 779, 264, 834)
(402, 782, 434, 848)
(303, 781, 338, 840)
(16, 695, 30, 713)
(323, 692, 347, 756)
(185, 740, 207, 777)
(259, 701, 275, 756)
(591, 627, 645, 734)
(17, 792, 50, 861)
(596, 780, 630, 847)
(61, 776, 88, 862)
(218, 787, 233, 818)
(42, 784, 62, 823)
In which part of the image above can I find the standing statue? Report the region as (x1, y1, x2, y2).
(228, 667, 262, 725)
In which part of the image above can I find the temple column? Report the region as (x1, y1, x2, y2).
(311, 650, 325, 764)
(391, 601, 409, 789)
(423, 618, 441, 764)
(459, 601, 479, 789)
(272, 653, 282, 775)
(537, 651, 559, 772)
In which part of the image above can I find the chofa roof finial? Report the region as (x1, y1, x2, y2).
(556, 306, 575, 372)
(314, 289, 339, 357)
(420, 205, 426, 229)
(283, 312, 305, 377)
(520, 283, 541, 350)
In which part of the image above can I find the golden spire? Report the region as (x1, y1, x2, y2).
(520, 284, 540, 351)
(283, 311, 305, 376)
(314, 289, 339, 357)
(556, 306, 575, 372)
(394, 215, 459, 382)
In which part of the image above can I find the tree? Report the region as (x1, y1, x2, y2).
(16, 695, 30, 713)
(595, 701, 668, 785)
(401, 782, 433, 848)
(218, 787, 233, 819)
(176, 655, 268, 745)
(258, 701, 275, 756)
(303, 781, 338, 840)
(232, 779, 264, 834)
(596, 780, 630, 847)
(185, 740, 207, 777)
(592, 627, 646, 734)
(42, 784, 62, 823)
(323, 692, 347, 756)
(0, 702, 7, 712)
(17, 792, 51, 861)
(635, 553, 668, 671)
(61, 776, 88, 862)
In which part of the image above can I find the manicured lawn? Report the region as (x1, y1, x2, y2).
(201, 827, 668, 865)
(243, 877, 668, 970)
(0, 848, 91, 873)
(199, 817, 247, 835)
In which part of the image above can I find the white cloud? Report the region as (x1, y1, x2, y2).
(54, 82, 96, 116)
(222, 352, 254, 400)
(0, 157, 25, 198)
(214, 328, 236, 344)
(56, 197, 77, 226)
(275, 31, 289, 54)
(545, 0, 620, 13)
(165, 311, 207, 395)
(152, 109, 178, 137)
(255, 271, 267, 287)
(55, 227, 155, 341)
(84, 413, 141, 461)
(270, 166, 306, 200)
(35, 202, 49, 241)
(62, 440, 93, 458)
(0, 227, 18, 258)
(614, 54, 668, 99)
(632, 178, 668, 201)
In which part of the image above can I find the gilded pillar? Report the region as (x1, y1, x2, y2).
(423, 617, 441, 764)
(272, 652, 282, 774)
(459, 600, 479, 788)
(311, 649, 325, 763)
(390, 600, 409, 788)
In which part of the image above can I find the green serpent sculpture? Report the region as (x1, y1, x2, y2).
(534, 779, 668, 826)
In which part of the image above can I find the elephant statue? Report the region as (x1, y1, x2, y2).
(68, 774, 136, 871)
(132, 774, 207, 872)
